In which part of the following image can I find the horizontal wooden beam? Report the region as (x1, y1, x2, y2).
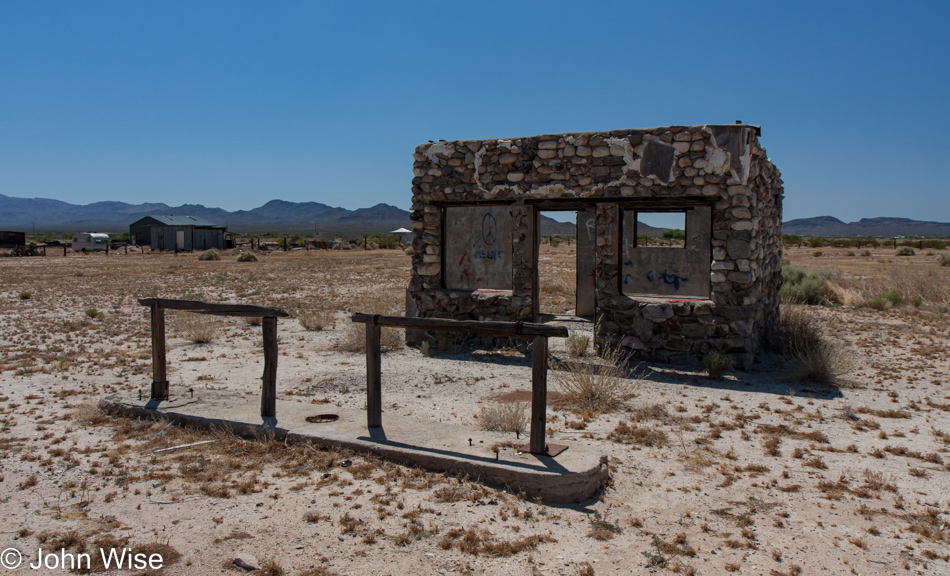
(138, 298, 289, 318)
(350, 314, 568, 338)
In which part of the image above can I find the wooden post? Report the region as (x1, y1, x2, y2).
(261, 316, 278, 418)
(529, 335, 548, 454)
(366, 316, 382, 427)
(150, 302, 168, 400)
(63, 246, 67, 257)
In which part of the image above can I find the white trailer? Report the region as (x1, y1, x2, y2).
(71, 232, 110, 252)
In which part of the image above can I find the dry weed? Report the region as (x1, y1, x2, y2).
(779, 299, 855, 382)
(170, 311, 219, 344)
(552, 344, 637, 416)
(475, 402, 528, 434)
(298, 308, 335, 331)
(337, 295, 404, 352)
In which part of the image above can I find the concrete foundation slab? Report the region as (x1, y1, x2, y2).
(99, 390, 608, 504)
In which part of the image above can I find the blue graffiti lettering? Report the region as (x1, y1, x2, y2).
(623, 273, 633, 285)
(644, 270, 689, 290)
(474, 249, 503, 261)
(658, 270, 689, 290)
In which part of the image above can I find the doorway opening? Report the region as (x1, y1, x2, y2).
(537, 210, 595, 321)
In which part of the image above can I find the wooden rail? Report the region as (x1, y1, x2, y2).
(138, 298, 289, 417)
(351, 314, 568, 454)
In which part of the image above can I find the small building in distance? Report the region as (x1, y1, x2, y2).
(129, 215, 232, 251)
(0, 231, 27, 249)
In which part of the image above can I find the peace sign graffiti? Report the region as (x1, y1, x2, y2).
(481, 213, 497, 246)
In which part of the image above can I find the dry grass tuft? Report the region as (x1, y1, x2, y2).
(552, 344, 638, 416)
(475, 402, 528, 434)
(779, 299, 855, 382)
(170, 311, 219, 344)
(566, 331, 590, 357)
(438, 527, 556, 556)
(703, 352, 733, 380)
(609, 421, 668, 447)
(336, 296, 403, 352)
(298, 308, 335, 331)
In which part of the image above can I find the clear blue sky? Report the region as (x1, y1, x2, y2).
(1, 1, 948, 223)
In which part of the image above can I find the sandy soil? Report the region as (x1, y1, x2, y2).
(0, 245, 948, 575)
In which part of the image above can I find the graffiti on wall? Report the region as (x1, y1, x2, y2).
(445, 206, 512, 290)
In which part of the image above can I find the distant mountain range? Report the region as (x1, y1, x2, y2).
(0, 193, 413, 235)
(3, 193, 944, 238)
(783, 216, 950, 237)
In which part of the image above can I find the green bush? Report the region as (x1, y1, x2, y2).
(938, 253, 950, 267)
(868, 290, 904, 311)
(882, 290, 904, 306)
(18, 291, 31, 300)
(237, 252, 257, 262)
(198, 249, 221, 261)
(912, 296, 923, 308)
(704, 352, 733, 380)
(895, 247, 915, 256)
(779, 266, 829, 305)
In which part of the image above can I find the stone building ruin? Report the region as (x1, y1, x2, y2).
(407, 124, 783, 365)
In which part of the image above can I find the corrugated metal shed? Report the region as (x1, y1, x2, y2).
(131, 215, 227, 251)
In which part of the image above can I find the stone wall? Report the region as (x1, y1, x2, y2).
(408, 125, 783, 364)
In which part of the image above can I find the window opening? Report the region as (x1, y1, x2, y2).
(635, 211, 686, 248)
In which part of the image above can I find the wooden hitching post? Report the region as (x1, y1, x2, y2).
(261, 316, 278, 418)
(149, 302, 168, 400)
(530, 335, 548, 454)
(366, 315, 382, 427)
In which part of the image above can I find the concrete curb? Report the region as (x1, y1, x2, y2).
(98, 397, 608, 504)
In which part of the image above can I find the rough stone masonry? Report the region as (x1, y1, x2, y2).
(408, 124, 783, 366)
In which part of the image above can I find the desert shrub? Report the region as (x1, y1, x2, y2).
(198, 249, 221, 261)
(335, 296, 403, 352)
(704, 352, 733, 380)
(566, 331, 590, 357)
(298, 308, 335, 331)
(938, 253, 950, 267)
(812, 251, 822, 257)
(779, 266, 829, 305)
(882, 290, 904, 307)
(912, 296, 923, 308)
(779, 299, 855, 382)
(243, 316, 262, 326)
(171, 312, 218, 344)
(475, 402, 528, 434)
(895, 247, 915, 256)
(552, 344, 637, 415)
(18, 291, 31, 300)
(860, 249, 872, 257)
(85, 308, 105, 320)
(403, 246, 413, 256)
(237, 252, 257, 262)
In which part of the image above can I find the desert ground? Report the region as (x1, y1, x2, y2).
(1, 243, 948, 575)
